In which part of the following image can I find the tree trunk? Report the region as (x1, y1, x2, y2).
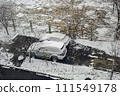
(117, 9, 120, 37)
(12, 19, 16, 32)
(90, 25, 93, 41)
(29, 20, 33, 33)
(48, 22, 51, 33)
(110, 71, 113, 80)
(5, 26, 9, 35)
(113, 0, 120, 40)
(110, 59, 115, 80)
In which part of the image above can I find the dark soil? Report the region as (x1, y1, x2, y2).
(62, 41, 91, 66)
(0, 66, 53, 80)
(7, 35, 39, 67)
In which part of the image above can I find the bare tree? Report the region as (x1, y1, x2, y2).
(110, 41, 120, 80)
(113, 0, 120, 40)
(0, 1, 15, 35)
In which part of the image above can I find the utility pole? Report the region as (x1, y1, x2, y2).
(12, 19, 16, 32)
(48, 22, 51, 33)
(29, 20, 33, 62)
(90, 24, 93, 41)
(29, 20, 33, 33)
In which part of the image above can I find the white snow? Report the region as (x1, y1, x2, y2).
(0, 49, 14, 66)
(1, 56, 120, 80)
(40, 32, 65, 40)
(75, 39, 120, 57)
(12, 0, 36, 5)
(18, 55, 24, 60)
(86, 10, 95, 16)
(96, 27, 115, 40)
(0, 0, 116, 42)
(0, 30, 16, 43)
(96, 28, 111, 36)
(16, 13, 25, 17)
(88, 55, 98, 59)
(53, 18, 62, 23)
(28, 41, 64, 51)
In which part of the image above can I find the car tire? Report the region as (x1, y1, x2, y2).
(51, 56, 58, 62)
(29, 52, 35, 58)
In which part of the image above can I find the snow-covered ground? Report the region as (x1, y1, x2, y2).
(0, 48, 13, 66)
(21, 57, 120, 80)
(75, 39, 120, 57)
(0, 47, 120, 80)
(0, 0, 117, 42)
(0, 52, 120, 80)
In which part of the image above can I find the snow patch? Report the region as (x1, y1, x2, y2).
(75, 39, 120, 57)
(16, 13, 25, 17)
(18, 55, 24, 60)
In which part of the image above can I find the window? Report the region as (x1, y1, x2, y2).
(49, 37, 61, 41)
(47, 47, 60, 53)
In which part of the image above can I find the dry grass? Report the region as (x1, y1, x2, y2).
(93, 58, 112, 69)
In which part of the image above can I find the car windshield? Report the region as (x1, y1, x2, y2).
(47, 47, 60, 53)
(49, 37, 61, 41)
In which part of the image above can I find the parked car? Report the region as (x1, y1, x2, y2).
(27, 41, 67, 62)
(39, 32, 70, 46)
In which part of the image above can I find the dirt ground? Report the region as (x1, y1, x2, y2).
(0, 66, 53, 80)
(7, 35, 39, 67)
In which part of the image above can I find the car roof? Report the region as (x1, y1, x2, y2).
(28, 41, 64, 51)
(40, 32, 65, 40)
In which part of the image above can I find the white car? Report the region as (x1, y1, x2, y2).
(27, 41, 67, 61)
(40, 32, 70, 46)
